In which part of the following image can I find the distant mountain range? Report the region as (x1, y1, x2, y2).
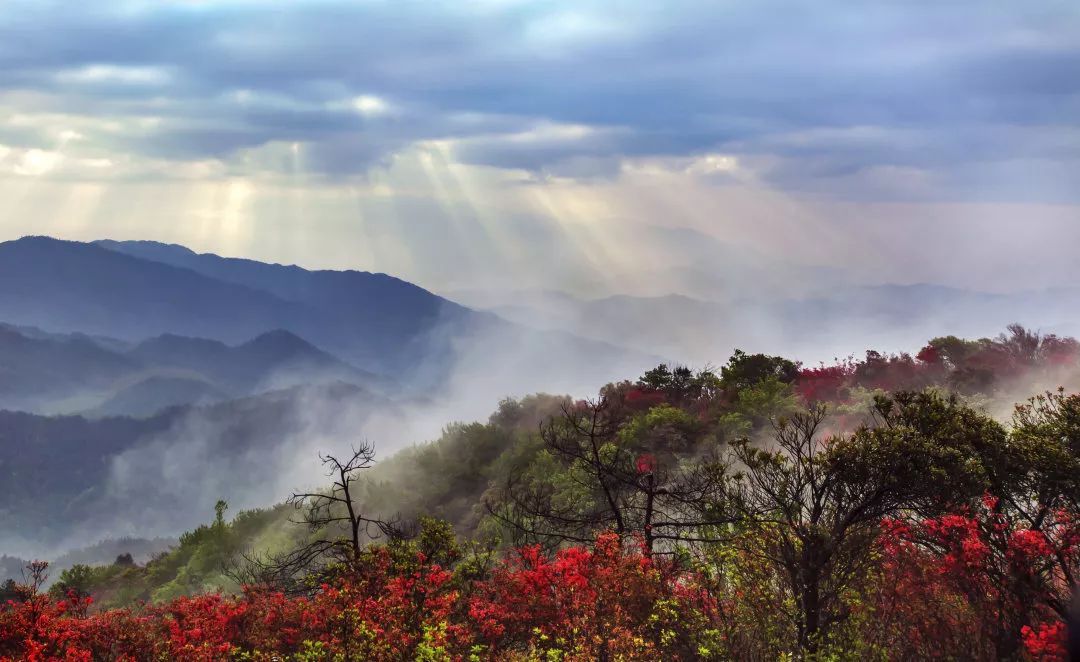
(0, 236, 659, 557)
(0, 236, 476, 376)
(0, 237, 653, 399)
(0, 322, 385, 417)
(451, 283, 1080, 366)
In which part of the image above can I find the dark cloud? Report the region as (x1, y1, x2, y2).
(0, 0, 1077, 199)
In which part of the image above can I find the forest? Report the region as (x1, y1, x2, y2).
(3, 324, 1080, 660)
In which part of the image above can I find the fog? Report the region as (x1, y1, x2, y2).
(5, 238, 1080, 567)
(0, 309, 658, 560)
(8, 302, 1080, 566)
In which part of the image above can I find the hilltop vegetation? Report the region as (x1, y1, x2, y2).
(4, 325, 1080, 660)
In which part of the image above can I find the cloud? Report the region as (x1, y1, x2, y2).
(0, 0, 1076, 201)
(55, 64, 173, 87)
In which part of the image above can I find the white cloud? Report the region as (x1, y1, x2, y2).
(12, 149, 62, 176)
(55, 65, 172, 86)
(684, 154, 739, 176)
(350, 95, 392, 117)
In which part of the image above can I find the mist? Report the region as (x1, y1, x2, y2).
(8, 303, 1078, 564)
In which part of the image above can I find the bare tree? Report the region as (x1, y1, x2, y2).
(228, 443, 401, 591)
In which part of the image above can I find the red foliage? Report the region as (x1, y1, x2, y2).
(3, 514, 1076, 660)
(794, 363, 854, 404)
(0, 535, 716, 661)
(1023, 622, 1067, 661)
(881, 495, 1077, 660)
(635, 453, 657, 475)
(916, 344, 941, 364)
(625, 387, 667, 410)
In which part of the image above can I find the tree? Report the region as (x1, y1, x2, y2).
(726, 392, 1006, 654)
(51, 565, 95, 602)
(898, 388, 1080, 657)
(229, 443, 399, 590)
(995, 323, 1078, 368)
(637, 364, 721, 404)
(922, 335, 982, 369)
(719, 350, 799, 391)
(490, 396, 730, 554)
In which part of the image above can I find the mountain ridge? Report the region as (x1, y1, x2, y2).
(0, 321, 388, 417)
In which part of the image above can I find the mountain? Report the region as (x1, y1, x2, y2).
(0, 381, 405, 554)
(2, 237, 652, 395)
(455, 284, 1080, 367)
(0, 322, 387, 416)
(94, 239, 478, 372)
(0, 236, 311, 347)
(90, 376, 230, 418)
(0, 324, 140, 412)
(95, 239, 464, 329)
(0, 236, 491, 378)
(128, 329, 384, 394)
(0, 237, 649, 397)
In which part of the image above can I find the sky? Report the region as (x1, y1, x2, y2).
(1, 0, 1079, 297)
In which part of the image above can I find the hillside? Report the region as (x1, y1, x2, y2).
(6, 325, 1080, 660)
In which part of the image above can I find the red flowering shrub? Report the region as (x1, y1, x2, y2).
(625, 387, 668, 410)
(3, 509, 1078, 661)
(795, 362, 855, 404)
(882, 495, 1077, 660)
(0, 534, 723, 661)
(635, 452, 657, 475)
(869, 518, 988, 659)
(1023, 622, 1068, 661)
(468, 532, 714, 659)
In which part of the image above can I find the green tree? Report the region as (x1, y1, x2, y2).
(638, 364, 721, 403)
(491, 397, 729, 554)
(51, 564, 95, 600)
(720, 350, 799, 391)
(727, 391, 1007, 655)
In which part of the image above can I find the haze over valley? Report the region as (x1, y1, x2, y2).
(4, 234, 1080, 562)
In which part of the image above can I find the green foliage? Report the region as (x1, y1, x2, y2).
(50, 564, 95, 600)
(619, 404, 696, 453)
(637, 364, 721, 402)
(926, 335, 983, 368)
(865, 390, 1009, 500)
(66, 504, 293, 608)
(1011, 389, 1080, 501)
(720, 349, 800, 391)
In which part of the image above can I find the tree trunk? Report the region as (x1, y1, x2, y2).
(643, 473, 656, 555)
(798, 544, 822, 655)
